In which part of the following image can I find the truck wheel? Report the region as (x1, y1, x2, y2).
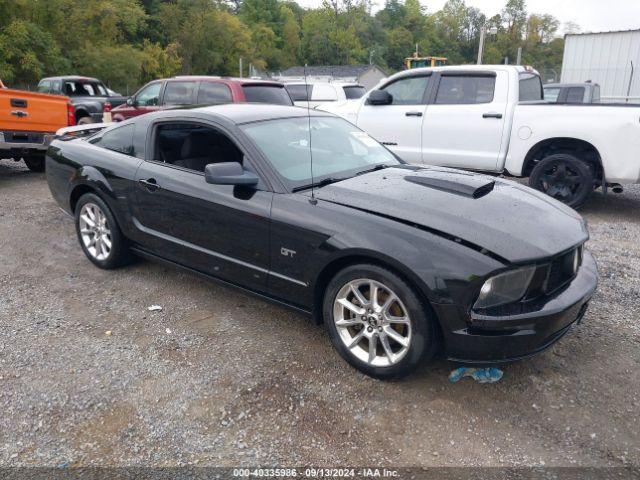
(77, 116, 93, 125)
(529, 154, 594, 209)
(24, 155, 45, 173)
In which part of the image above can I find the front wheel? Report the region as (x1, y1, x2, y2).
(529, 154, 595, 209)
(75, 193, 133, 269)
(324, 264, 438, 379)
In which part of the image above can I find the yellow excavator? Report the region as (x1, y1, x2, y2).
(405, 48, 447, 70)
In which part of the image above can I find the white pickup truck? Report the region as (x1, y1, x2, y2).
(320, 65, 640, 208)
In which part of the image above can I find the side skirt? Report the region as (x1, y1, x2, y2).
(130, 246, 313, 319)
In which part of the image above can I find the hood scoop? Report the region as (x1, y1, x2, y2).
(405, 170, 495, 199)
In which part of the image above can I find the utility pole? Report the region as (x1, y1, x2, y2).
(516, 47, 522, 65)
(239, 58, 243, 78)
(477, 26, 497, 65)
(477, 27, 486, 65)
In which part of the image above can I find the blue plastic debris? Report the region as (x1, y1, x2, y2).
(449, 367, 503, 384)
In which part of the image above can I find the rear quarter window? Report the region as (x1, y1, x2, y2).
(91, 124, 135, 156)
(242, 85, 293, 105)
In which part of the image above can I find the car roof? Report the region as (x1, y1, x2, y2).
(167, 76, 285, 86)
(544, 83, 597, 88)
(148, 103, 333, 125)
(386, 64, 538, 83)
(41, 76, 101, 82)
(285, 81, 363, 87)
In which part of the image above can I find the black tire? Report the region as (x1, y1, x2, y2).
(323, 264, 438, 380)
(23, 155, 45, 172)
(529, 154, 594, 209)
(74, 193, 133, 269)
(77, 116, 92, 125)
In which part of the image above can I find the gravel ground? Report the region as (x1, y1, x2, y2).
(0, 157, 639, 469)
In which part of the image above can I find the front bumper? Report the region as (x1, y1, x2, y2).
(434, 250, 598, 365)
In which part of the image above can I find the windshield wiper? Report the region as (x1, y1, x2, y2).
(355, 164, 390, 176)
(292, 176, 348, 192)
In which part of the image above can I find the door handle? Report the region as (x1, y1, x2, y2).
(483, 112, 503, 119)
(139, 178, 160, 192)
(405, 111, 423, 117)
(11, 110, 28, 118)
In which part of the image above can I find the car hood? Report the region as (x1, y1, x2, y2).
(311, 166, 588, 264)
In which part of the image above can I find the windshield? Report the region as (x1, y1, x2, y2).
(242, 85, 293, 105)
(343, 86, 366, 99)
(241, 116, 400, 191)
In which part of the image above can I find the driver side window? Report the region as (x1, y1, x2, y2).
(154, 123, 244, 174)
(383, 76, 430, 105)
(136, 82, 162, 107)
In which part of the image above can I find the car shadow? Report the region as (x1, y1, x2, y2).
(579, 188, 640, 222)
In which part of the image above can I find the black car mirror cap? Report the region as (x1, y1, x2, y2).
(367, 90, 392, 106)
(205, 162, 259, 186)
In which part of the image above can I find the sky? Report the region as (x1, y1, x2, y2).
(294, 0, 640, 34)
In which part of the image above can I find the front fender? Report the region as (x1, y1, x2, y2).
(312, 224, 503, 310)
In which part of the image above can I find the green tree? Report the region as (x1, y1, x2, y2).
(0, 19, 69, 85)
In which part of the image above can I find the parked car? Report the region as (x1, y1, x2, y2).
(1, 84, 75, 171)
(319, 65, 640, 208)
(285, 82, 367, 108)
(111, 76, 293, 122)
(37, 76, 127, 124)
(46, 104, 597, 379)
(544, 82, 601, 104)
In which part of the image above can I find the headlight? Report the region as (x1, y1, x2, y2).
(474, 266, 536, 309)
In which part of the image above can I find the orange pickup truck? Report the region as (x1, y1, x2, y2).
(0, 81, 75, 172)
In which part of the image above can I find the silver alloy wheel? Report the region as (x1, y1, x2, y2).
(79, 202, 112, 261)
(333, 279, 412, 367)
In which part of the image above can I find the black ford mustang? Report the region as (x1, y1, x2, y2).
(46, 104, 598, 379)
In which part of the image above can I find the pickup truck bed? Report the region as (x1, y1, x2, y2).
(0, 87, 74, 171)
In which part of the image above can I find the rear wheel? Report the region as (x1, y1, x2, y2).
(75, 193, 133, 269)
(529, 154, 594, 209)
(24, 155, 45, 172)
(324, 264, 438, 379)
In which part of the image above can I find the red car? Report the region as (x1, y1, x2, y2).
(111, 76, 293, 122)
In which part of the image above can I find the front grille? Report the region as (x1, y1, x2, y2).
(545, 245, 582, 294)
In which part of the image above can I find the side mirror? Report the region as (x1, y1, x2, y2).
(205, 162, 259, 186)
(126, 97, 135, 106)
(367, 90, 393, 106)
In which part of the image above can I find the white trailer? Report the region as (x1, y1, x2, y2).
(561, 29, 640, 103)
